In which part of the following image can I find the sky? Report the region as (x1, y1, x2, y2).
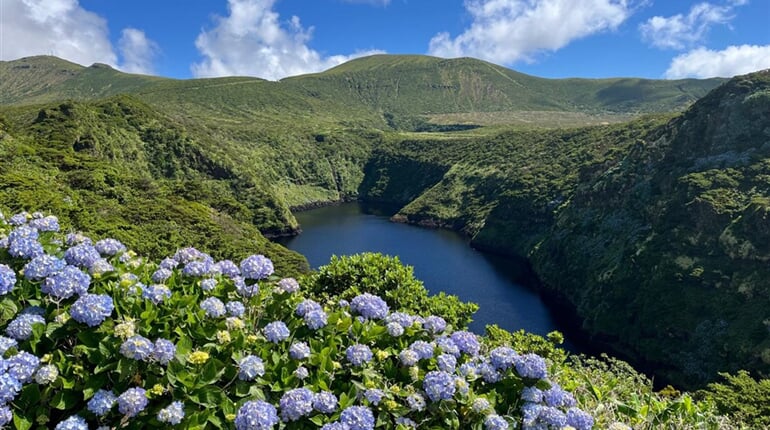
(0, 0, 768, 81)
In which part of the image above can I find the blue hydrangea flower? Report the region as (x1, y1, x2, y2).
(226, 301, 245, 317)
(279, 388, 314, 422)
(183, 260, 211, 277)
(544, 384, 576, 408)
(489, 346, 518, 371)
(0, 405, 11, 427)
(120, 335, 154, 361)
(395, 417, 417, 428)
(386, 322, 404, 337)
(23, 255, 65, 281)
(276, 277, 300, 293)
(409, 340, 434, 360)
(6, 313, 45, 340)
(295, 299, 322, 317)
(0, 373, 22, 404)
(240, 255, 274, 280)
(459, 362, 478, 378)
(213, 260, 240, 278)
(94, 238, 126, 256)
(346, 344, 373, 366)
(54, 415, 87, 430)
(540, 406, 567, 427)
(313, 391, 338, 414)
(235, 400, 278, 430)
(294, 366, 309, 379)
(350, 293, 389, 320)
(89, 258, 115, 275)
(235, 279, 260, 298)
(118, 387, 148, 417)
(321, 423, 347, 430)
(566, 407, 594, 430)
(450, 331, 480, 356)
(159, 257, 179, 270)
(437, 353, 457, 372)
(70, 293, 114, 327)
(152, 338, 176, 365)
(9, 236, 43, 259)
(29, 215, 59, 232)
(157, 401, 185, 425)
(34, 364, 59, 384)
(423, 315, 447, 333)
(304, 309, 327, 330)
(8, 212, 28, 226)
(484, 414, 509, 430)
(338, 299, 349, 308)
(521, 403, 544, 427)
(64, 244, 100, 269)
(364, 389, 384, 405)
(406, 393, 426, 411)
(0, 336, 17, 355)
(238, 355, 265, 381)
(399, 349, 419, 367)
(471, 397, 490, 413)
(88, 389, 116, 416)
(340, 406, 375, 430)
(200, 297, 226, 318)
(7, 351, 40, 383)
(386, 312, 414, 327)
(515, 353, 548, 379)
(142, 284, 172, 304)
(152, 268, 172, 283)
(289, 342, 311, 360)
(478, 361, 502, 383)
(201, 278, 217, 292)
(64, 232, 91, 247)
(0, 265, 15, 295)
(521, 387, 544, 403)
(263, 321, 289, 343)
(423, 370, 456, 402)
(42, 265, 91, 299)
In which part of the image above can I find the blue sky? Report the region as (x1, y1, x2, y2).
(1, 0, 768, 80)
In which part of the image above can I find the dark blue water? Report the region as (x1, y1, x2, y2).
(277, 203, 577, 350)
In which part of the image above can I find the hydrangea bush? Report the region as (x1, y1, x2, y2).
(0, 211, 595, 429)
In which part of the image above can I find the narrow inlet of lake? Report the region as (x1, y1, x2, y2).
(276, 202, 579, 352)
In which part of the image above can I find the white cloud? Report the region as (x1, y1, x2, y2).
(640, 1, 742, 50)
(665, 44, 770, 78)
(191, 0, 383, 80)
(428, 0, 635, 64)
(0, 0, 116, 65)
(0, 0, 159, 73)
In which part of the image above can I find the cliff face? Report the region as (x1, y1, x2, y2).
(531, 70, 770, 387)
(358, 71, 770, 388)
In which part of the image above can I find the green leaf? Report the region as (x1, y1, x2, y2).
(13, 413, 32, 430)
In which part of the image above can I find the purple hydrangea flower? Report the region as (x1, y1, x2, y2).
(423, 370, 456, 402)
(279, 388, 314, 422)
(42, 265, 91, 299)
(346, 344, 373, 366)
(152, 338, 176, 365)
(200, 297, 226, 318)
(0, 265, 15, 295)
(23, 255, 65, 281)
(87, 389, 116, 416)
(450, 331, 480, 356)
(350, 293, 389, 320)
(263, 321, 289, 343)
(120, 335, 154, 361)
(238, 355, 265, 381)
(70, 293, 113, 327)
(117, 387, 148, 417)
(6, 313, 45, 340)
(240, 255, 274, 280)
(340, 406, 375, 430)
(54, 415, 87, 430)
(157, 401, 185, 425)
(94, 238, 126, 256)
(289, 342, 311, 360)
(313, 391, 338, 414)
(235, 400, 278, 430)
(159, 257, 178, 270)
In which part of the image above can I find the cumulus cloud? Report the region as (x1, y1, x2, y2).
(118, 28, 159, 75)
(191, 0, 383, 80)
(0, 0, 158, 73)
(665, 44, 770, 78)
(640, 1, 743, 50)
(428, 0, 635, 64)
